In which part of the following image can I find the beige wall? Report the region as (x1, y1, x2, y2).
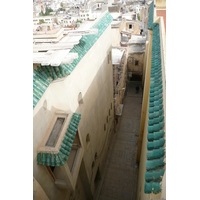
(126, 21, 140, 32)
(140, 7, 144, 22)
(33, 177, 49, 200)
(111, 18, 126, 47)
(33, 23, 114, 199)
(128, 53, 144, 75)
(119, 18, 126, 32)
(137, 99, 150, 200)
(111, 28, 121, 47)
(136, 31, 152, 200)
(155, 0, 166, 10)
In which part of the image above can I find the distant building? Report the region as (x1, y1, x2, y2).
(33, 16, 56, 26)
(127, 34, 146, 80)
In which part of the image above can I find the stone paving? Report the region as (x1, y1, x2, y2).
(97, 81, 143, 200)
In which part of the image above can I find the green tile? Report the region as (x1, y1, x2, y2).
(144, 182, 162, 194)
(145, 169, 165, 182)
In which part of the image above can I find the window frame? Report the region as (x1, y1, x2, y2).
(38, 112, 84, 190)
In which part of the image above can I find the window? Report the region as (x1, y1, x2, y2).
(78, 92, 83, 104)
(86, 133, 90, 150)
(46, 118, 65, 147)
(129, 24, 132, 29)
(38, 112, 84, 190)
(135, 60, 139, 66)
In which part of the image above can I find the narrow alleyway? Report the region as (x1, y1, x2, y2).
(97, 81, 143, 200)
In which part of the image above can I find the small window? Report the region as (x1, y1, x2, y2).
(86, 133, 90, 143)
(45, 118, 65, 147)
(78, 92, 83, 104)
(86, 133, 90, 150)
(129, 24, 132, 29)
(107, 54, 109, 64)
(135, 60, 139, 66)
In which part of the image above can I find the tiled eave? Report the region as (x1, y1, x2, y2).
(37, 113, 81, 167)
(144, 23, 166, 194)
(148, 1, 154, 30)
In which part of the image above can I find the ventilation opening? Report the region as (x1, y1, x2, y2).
(86, 133, 90, 150)
(94, 167, 101, 189)
(78, 92, 83, 104)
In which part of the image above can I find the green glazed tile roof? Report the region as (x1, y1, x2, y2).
(144, 23, 166, 194)
(37, 113, 81, 167)
(33, 12, 113, 109)
(148, 1, 154, 30)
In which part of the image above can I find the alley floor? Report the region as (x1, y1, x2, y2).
(97, 81, 143, 200)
